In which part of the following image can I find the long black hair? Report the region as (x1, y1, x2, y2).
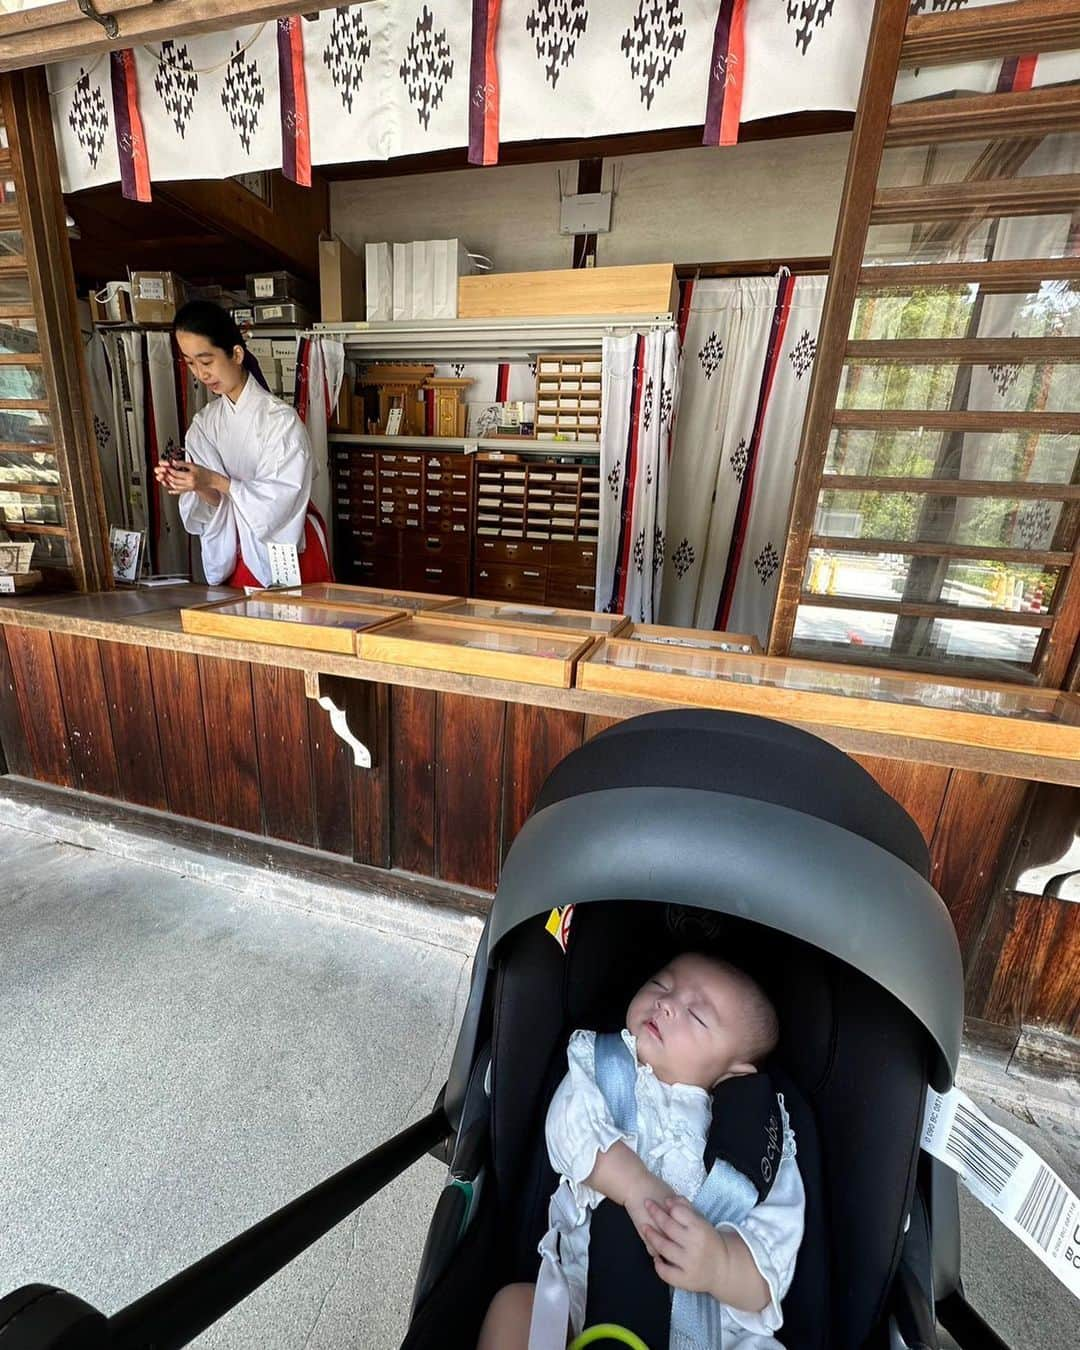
(172, 299, 269, 390)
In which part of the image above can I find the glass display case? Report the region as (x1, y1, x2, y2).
(181, 595, 404, 654)
(357, 615, 595, 687)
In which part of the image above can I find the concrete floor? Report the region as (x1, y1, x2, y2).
(0, 795, 1076, 1349)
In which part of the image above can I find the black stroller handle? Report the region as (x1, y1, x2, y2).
(0, 1107, 450, 1350)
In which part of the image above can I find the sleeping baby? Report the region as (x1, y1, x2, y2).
(478, 953, 805, 1349)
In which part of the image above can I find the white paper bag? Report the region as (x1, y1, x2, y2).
(365, 242, 393, 322)
(431, 239, 473, 319)
(410, 239, 433, 320)
(392, 242, 413, 321)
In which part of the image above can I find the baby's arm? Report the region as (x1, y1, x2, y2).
(545, 1031, 675, 1249)
(586, 1141, 676, 1248)
(643, 1198, 771, 1312)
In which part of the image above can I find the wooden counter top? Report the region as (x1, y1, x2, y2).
(0, 586, 1076, 786)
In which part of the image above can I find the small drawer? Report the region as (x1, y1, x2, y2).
(473, 562, 547, 604)
(477, 538, 549, 565)
(417, 530, 470, 559)
(350, 526, 377, 547)
(546, 574, 598, 609)
(401, 556, 468, 595)
(549, 541, 598, 570)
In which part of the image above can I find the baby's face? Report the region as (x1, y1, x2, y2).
(625, 954, 757, 1090)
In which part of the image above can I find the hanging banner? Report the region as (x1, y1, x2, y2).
(740, 0, 871, 122)
(278, 17, 312, 187)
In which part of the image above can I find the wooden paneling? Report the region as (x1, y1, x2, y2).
(250, 663, 315, 848)
(4, 625, 73, 786)
(852, 754, 952, 846)
(198, 655, 262, 837)
(51, 632, 119, 799)
(146, 646, 214, 822)
(969, 895, 1080, 1035)
(0, 624, 33, 776)
(390, 684, 437, 875)
(307, 695, 354, 859)
(929, 771, 1032, 961)
(353, 683, 391, 868)
(435, 693, 505, 892)
(98, 640, 167, 811)
(501, 704, 584, 859)
(584, 713, 623, 742)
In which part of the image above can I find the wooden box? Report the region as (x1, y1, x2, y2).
(271, 582, 461, 612)
(626, 623, 762, 654)
(578, 640, 1080, 763)
(433, 597, 627, 638)
(357, 615, 594, 687)
(181, 594, 403, 653)
(458, 263, 679, 319)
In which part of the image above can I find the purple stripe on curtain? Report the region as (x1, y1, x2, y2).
(703, 0, 735, 145)
(278, 19, 298, 183)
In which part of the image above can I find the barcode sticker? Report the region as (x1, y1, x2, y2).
(923, 1087, 1080, 1299)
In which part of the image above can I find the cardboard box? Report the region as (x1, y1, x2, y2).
(271, 337, 298, 361)
(129, 270, 185, 325)
(246, 337, 275, 362)
(246, 269, 316, 309)
(457, 263, 679, 320)
(89, 282, 132, 325)
(319, 236, 365, 324)
(253, 302, 312, 327)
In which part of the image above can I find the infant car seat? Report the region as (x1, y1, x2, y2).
(402, 710, 962, 1350)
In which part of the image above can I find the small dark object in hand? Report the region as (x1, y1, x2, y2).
(162, 446, 186, 466)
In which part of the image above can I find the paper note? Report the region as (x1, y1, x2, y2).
(267, 542, 302, 588)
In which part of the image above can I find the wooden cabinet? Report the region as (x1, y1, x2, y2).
(331, 441, 599, 608)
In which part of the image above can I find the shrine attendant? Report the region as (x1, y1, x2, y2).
(155, 300, 331, 587)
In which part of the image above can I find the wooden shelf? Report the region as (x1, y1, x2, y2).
(330, 432, 600, 455)
(833, 409, 1080, 434)
(872, 175, 1080, 226)
(859, 259, 1080, 289)
(886, 85, 1080, 147)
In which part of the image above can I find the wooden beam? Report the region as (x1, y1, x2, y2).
(819, 475, 1080, 500)
(798, 591, 1055, 629)
(809, 535, 1074, 566)
(872, 174, 1080, 226)
(845, 337, 1080, 365)
(859, 258, 1080, 289)
(886, 85, 1080, 147)
(769, 0, 911, 657)
(0, 1, 342, 72)
(902, 0, 1080, 68)
(834, 409, 1080, 434)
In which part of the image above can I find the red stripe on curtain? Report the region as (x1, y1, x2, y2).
(278, 18, 312, 188)
(496, 363, 510, 401)
(614, 335, 646, 614)
(703, 0, 746, 147)
(715, 272, 795, 630)
(677, 278, 694, 344)
(295, 336, 312, 422)
(1012, 54, 1037, 91)
(110, 50, 151, 202)
(468, 0, 502, 166)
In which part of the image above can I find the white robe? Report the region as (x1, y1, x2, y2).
(179, 374, 315, 586)
(533, 1029, 805, 1350)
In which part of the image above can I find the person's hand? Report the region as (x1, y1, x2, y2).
(624, 1173, 677, 1254)
(643, 1196, 732, 1296)
(160, 462, 228, 500)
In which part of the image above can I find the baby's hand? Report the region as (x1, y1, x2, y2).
(643, 1196, 728, 1295)
(624, 1174, 677, 1255)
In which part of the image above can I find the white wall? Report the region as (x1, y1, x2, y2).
(330, 132, 850, 273)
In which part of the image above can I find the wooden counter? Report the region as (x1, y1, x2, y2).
(0, 586, 1075, 786)
(0, 585, 1072, 1051)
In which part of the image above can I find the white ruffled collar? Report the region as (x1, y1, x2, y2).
(620, 1027, 711, 1106)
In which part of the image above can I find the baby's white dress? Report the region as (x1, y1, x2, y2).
(535, 1028, 805, 1350)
